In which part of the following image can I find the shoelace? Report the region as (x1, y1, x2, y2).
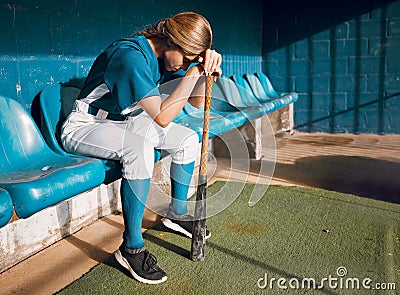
(142, 251, 158, 271)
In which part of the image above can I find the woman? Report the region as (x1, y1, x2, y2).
(61, 12, 222, 284)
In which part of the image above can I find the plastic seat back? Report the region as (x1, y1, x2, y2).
(39, 84, 162, 182)
(254, 72, 279, 98)
(244, 74, 278, 102)
(180, 82, 238, 118)
(0, 95, 51, 171)
(230, 75, 261, 107)
(0, 95, 107, 218)
(39, 84, 125, 183)
(40, 84, 80, 155)
(216, 77, 252, 108)
(210, 81, 238, 113)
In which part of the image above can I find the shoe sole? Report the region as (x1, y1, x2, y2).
(114, 250, 167, 285)
(161, 218, 211, 239)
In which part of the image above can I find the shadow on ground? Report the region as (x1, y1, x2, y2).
(273, 155, 400, 203)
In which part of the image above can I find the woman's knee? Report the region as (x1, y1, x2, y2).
(122, 136, 155, 179)
(172, 130, 200, 164)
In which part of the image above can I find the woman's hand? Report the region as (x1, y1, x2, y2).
(202, 49, 222, 77)
(181, 49, 222, 109)
(185, 49, 222, 78)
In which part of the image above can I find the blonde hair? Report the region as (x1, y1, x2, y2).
(138, 12, 212, 55)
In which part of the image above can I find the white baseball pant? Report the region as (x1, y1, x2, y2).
(61, 100, 199, 179)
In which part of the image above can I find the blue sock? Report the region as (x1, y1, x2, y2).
(169, 161, 195, 215)
(120, 178, 150, 250)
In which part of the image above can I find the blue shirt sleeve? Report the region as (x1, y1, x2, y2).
(104, 47, 160, 112)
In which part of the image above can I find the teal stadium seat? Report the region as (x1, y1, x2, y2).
(38, 83, 80, 156)
(0, 95, 105, 218)
(39, 84, 122, 183)
(254, 72, 280, 98)
(38, 83, 162, 183)
(216, 77, 273, 116)
(246, 73, 279, 100)
(0, 188, 13, 227)
(172, 78, 255, 139)
(231, 74, 298, 109)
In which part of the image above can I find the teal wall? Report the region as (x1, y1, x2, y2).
(1, 0, 399, 134)
(0, 0, 263, 107)
(262, 0, 400, 134)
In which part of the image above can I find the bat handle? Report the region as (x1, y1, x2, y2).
(199, 75, 213, 177)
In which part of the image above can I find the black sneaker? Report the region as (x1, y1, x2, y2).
(114, 245, 167, 284)
(161, 211, 211, 239)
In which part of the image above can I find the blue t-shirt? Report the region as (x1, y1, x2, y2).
(79, 34, 183, 115)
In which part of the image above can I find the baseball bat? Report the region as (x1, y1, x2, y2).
(190, 74, 213, 262)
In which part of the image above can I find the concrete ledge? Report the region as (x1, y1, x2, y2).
(212, 118, 262, 160)
(211, 104, 295, 160)
(265, 104, 294, 135)
(0, 181, 121, 273)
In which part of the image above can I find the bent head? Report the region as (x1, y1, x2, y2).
(139, 12, 213, 71)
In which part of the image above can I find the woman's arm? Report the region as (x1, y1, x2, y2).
(187, 49, 223, 108)
(139, 64, 204, 127)
(139, 49, 222, 126)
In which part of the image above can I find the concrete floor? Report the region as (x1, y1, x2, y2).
(1, 132, 399, 295)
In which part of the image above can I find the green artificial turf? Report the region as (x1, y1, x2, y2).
(58, 182, 400, 295)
